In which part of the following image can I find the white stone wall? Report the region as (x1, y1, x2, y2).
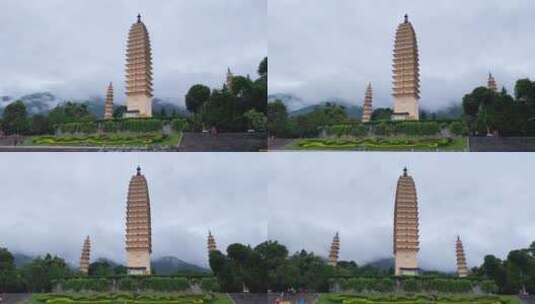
(394, 96, 419, 120)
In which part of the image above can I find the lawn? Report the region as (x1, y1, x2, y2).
(319, 293, 521, 304)
(24, 132, 182, 150)
(29, 293, 231, 304)
(290, 136, 468, 152)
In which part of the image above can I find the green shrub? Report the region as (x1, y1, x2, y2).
(121, 119, 163, 133)
(117, 277, 139, 291)
(171, 118, 189, 132)
(402, 278, 421, 292)
(481, 280, 498, 294)
(140, 277, 190, 291)
(199, 277, 220, 292)
(395, 122, 440, 136)
(449, 121, 468, 136)
(62, 278, 110, 292)
(375, 122, 394, 136)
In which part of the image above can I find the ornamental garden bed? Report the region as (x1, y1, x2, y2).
(320, 293, 520, 304)
(25, 132, 182, 149)
(293, 137, 467, 151)
(30, 293, 229, 304)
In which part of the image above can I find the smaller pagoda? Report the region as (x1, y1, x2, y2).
(226, 68, 234, 92)
(362, 83, 373, 123)
(207, 231, 217, 254)
(456, 236, 469, 278)
(488, 73, 497, 92)
(104, 82, 114, 120)
(79, 236, 91, 274)
(328, 232, 340, 267)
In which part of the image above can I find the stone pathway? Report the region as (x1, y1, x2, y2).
(469, 136, 535, 152)
(179, 132, 267, 152)
(1, 294, 31, 304)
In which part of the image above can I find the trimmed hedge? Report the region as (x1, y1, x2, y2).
(326, 294, 517, 304)
(61, 277, 191, 292)
(57, 119, 165, 134)
(140, 277, 190, 291)
(449, 121, 469, 136)
(334, 278, 495, 294)
(326, 124, 368, 137)
(171, 118, 189, 132)
(297, 137, 456, 151)
(199, 278, 220, 292)
(32, 133, 168, 147)
(324, 121, 458, 137)
(62, 278, 110, 292)
(33, 293, 213, 304)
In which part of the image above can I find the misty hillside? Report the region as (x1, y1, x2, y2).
(13, 253, 33, 268)
(0, 93, 190, 117)
(269, 94, 363, 119)
(289, 101, 363, 119)
(268, 93, 308, 111)
(151, 256, 210, 275)
(363, 257, 394, 271)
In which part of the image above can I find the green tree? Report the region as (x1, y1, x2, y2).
(244, 109, 266, 131)
(29, 114, 52, 135)
(0, 248, 21, 293)
(186, 84, 211, 114)
(88, 260, 115, 277)
(267, 100, 289, 137)
(113, 105, 127, 118)
(2, 100, 29, 135)
(258, 57, 267, 78)
(371, 108, 393, 121)
(202, 90, 245, 131)
(22, 254, 71, 292)
(48, 102, 95, 127)
(514, 78, 533, 102)
(481, 255, 507, 293)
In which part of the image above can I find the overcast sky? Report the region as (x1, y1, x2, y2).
(1, 153, 534, 271)
(0, 153, 269, 268)
(0, 0, 266, 105)
(269, 0, 535, 111)
(267, 153, 535, 272)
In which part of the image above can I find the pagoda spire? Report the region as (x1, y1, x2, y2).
(488, 73, 497, 92)
(104, 82, 114, 120)
(79, 236, 91, 274)
(125, 13, 153, 117)
(226, 68, 234, 92)
(207, 231, 217, 254)
(393, 167, 420, 276)
(456, 236, 469, 277)
(392, 14, 420, 120)
(125, 166, 152, 275)
(328, 232, 340, 267)
(361, 83, 373, 123)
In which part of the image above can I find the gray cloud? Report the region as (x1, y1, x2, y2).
(269, 0, 535, 110)
(0, 0, 266, 105)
